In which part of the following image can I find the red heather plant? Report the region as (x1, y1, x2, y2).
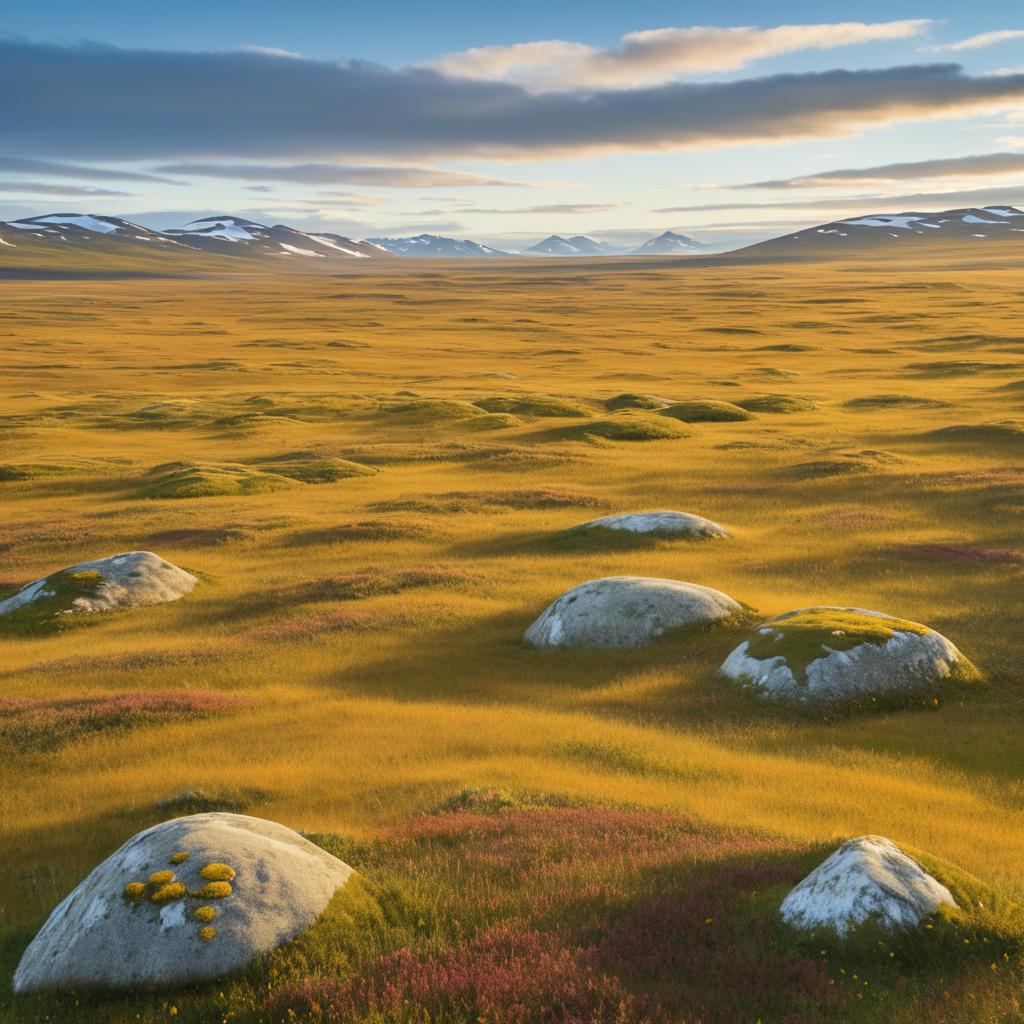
(0, 691, 249, 754)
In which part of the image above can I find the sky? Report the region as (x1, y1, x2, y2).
(3, 1, 1024, 249)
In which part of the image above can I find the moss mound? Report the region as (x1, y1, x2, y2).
(0, 460, 105, 481)
(139, 462, 297, 499)
(253, 453, 377, 483)
(457, 412, 522, 431)
(737, 394, 817, 413)
(562, 413, 694, 442)
(474, 394, 591, 418)
(745, 609, 931, 684)
(844, 394, 949, 410)
(0, 569, 104, 635)
(604, 393, 667, 411)
(661, 400, 752, 423)
(924, 421, 1024, 443)
(381, 399, 488, 424)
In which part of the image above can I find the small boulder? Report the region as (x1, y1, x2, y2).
(13, 813, 354, 992)
(524, 576, 745, 648)
(780, 835, 956, 936)
(718, 606, 976, 707)
(0, 551, 197, 619)
(567, 510, 730, 540)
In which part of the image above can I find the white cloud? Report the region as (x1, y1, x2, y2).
(429, 20, 933, 91)
(922, 30, 1024, 53)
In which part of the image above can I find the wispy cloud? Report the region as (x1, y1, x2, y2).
(0, 181, 132, 196)
(922, 29, 1024, 53)
(5, 40, 1024, 163)
(0, 156, 176, 184)
(153, 162, 529, 188)
(430, 21, 932, 91)
(457, 202, 623, 214)
(731, 151, 1024, 188)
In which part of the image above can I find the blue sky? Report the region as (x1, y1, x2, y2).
(3, 2, 1024, 248)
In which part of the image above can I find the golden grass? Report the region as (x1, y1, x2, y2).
(2, 249, 1024, 946)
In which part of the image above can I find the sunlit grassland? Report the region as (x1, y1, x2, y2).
(1, 249, 1023, 1019)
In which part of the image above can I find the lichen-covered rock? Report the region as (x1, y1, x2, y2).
(13, 813, 353, 992)
(780, 836, 956, 936)
(524, 576, 745, 648)
(568, 511, 730, 540)
(717, 606, 976, 706)
(0, 551, 196, 619)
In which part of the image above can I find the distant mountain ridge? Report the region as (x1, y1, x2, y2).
(631, 230, 707, 255)
(521, 235, 619, 256)
(365, 234, 509, 257)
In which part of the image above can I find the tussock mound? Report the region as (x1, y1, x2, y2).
(381, 399, 488, 423)
(923, 421, 1024, 444)
(139, 462, 297, 499)
(604, 393, 667, 411)
(253, 453, 377, 483)
(524, 576, 746, 648)
(474, 394, 591, 418)
(565, 511, 730, 540)
(736, 395, 817, 413)
(718, 607, 977, 708)
(13, 813, 353, 992)
(844, 394, 948, 410)
(661, 400, 752, 423)
(781, 836, 956, 936)
(0, 551, 197, 621)
(784, 451, 902, 480)
(562, 413, 694, 442)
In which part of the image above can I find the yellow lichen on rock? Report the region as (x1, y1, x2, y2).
(194, 881, 232, 899)
(122, 882, 146, 902)
(198, 863, 236, 882)
(169, 851, 189, 865)
(148, 870, 175, 886)
(193, 906, 217, 923)
(149, 882, 188, 904)
(198, 926, 217, 942)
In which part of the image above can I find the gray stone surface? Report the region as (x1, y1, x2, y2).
(718, 606, 969, 706)
(571, 511, 730, 539)
(0, 551, 197, 617)
(781, 835, 956, 935)
(14, 813, 353, 992)
(524, 576, 744, 648)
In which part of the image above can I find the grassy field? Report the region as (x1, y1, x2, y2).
(2, 249, 1024, 1022)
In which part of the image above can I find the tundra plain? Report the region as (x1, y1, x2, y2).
(2, 250, 1024, 1022)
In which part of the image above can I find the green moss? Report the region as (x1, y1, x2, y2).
(604, 393, 667, 411)
(745, 609, 932, 684)
(562, 413, 694, 442)
(661, 400, 752, 423)
(0, 569, 105, 636)
(736, 395, 817, 413)
(195, 880, 233, 899)
(199, 863, 236, 882)
(474, 394, 591, 418)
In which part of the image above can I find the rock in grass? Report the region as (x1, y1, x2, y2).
(718, 607, 977, 707)
(13, 813, 354, 992)
(781, 836, 956, 936)
(0, 551, 197, 619)
(567, 511, 730, 540)
(524, 576, 745, 648)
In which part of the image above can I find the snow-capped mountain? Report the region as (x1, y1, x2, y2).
(631, 230, 707, 255)
(163, 216, 383, 260)
(365, 234, 509, 257)
(521, 235, 618, 256)
(3, 213, 181, 246)
(737, 206, 1024, 255)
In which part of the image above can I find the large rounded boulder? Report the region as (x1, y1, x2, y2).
(524, 576, 745, 648)
(0, 551, 196, 619)
(717, 606, 976, 707)
(13, 813, 354, 992)
(780, 835, 956, 936)
(567, 510, 730, 540)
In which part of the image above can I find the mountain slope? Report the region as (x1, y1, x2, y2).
(736, 206, 1024, 257)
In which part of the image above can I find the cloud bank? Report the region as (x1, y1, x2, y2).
(153, 162, 527, 187)
(4, 39, 1024, 164)
(431, 20, 932, 91)
(923, 29, 1024, 53)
